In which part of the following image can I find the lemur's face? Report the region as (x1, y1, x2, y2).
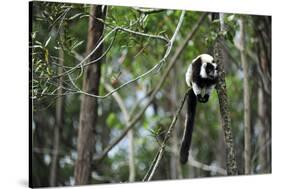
(205, 62, 218, 79)
(198, 54, 218, 79)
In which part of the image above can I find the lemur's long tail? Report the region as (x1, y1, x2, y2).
(180, 89, 197, 164)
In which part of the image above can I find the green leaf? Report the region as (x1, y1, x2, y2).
(71, 40, 84, 50)
(106, 113, 117, 128)
(44, 36, 52, 47)
(41, 87, 48, 95)
(227, 14, 235, 22)
(68, 13, 83, 20)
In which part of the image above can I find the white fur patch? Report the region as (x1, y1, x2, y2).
(185, 64, 192, 87)
(200, 63, 208, 78)
(199, 54, 214, 63)
(192, 82, 201, 95)
(212, 63, 218, 78)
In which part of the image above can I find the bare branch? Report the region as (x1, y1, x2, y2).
(104, 83, 129, 121)
(188, 155, 227, 175)
(144, 91, 188, 181)
(133, 7, 165, 14)
(116, 26, 169, 43)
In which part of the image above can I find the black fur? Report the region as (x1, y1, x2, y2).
(180, 89, 197, 164)
(191, 57, 217, 103)
(180, 54, 218, 164)
(192, 58, 217, 89)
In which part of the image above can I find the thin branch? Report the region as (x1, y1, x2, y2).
(104, 83, 129, 121)
(157, 11, 185, 69)
(92, 13, 207, 163)
(188, 155, 227, 175)
(128, 88, 154, 118)
(104, 83, 136, 181)
(33, 147, 65, 155)
(133, 7, 165, 14)
(94, 16, 169, 43)
(77, 63, 160, 99)
(116, 26, 169, 44)
(82, 29, 118, 67)
(142, 151, 161, 181)
(144, 91, 188, 181)
(220, 41, 242, 70)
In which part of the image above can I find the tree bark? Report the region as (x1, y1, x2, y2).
(257, 87, 266, 173)
(239, 18, 251, 174)
(128, 129, 135, 181)
(254, 16, 271, 173)
(213, 13, 238, 175)
(170, 67, 182, 179)
(74, 5, 106, 185)
(49, 28, 65, 186)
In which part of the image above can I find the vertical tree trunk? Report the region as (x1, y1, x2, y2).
(257, 87, 266, 172)
(49, 28, 65, 186)
(213, 13, 238, 175)
(239, 18, 251, 174)
(74, 5, 106, 185)
(254, 16, 271, 173)
(170, 67, 182, 179)
(128, 130, 135, 181)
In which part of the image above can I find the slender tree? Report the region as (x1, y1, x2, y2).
(74, 5, 106, 185)
(49, 27, 65, 186)
(239, 17, 251, 174)
(254, 16, 271, 173)
(213, 13, 238, 175)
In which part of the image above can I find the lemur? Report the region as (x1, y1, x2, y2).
(180, 54, 218, 164)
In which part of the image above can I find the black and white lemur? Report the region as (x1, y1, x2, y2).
(180, 54, 218, 164)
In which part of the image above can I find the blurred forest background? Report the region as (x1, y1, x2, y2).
(30, 1, 271, 187)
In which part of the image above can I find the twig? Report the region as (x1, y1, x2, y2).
(157, 11, 185, 69)
(104, 83, 129, 121)
(188, 155, 227, 175)
(144, 91, 188, 181)
(133, 7, 165, 14)
(142, 151, 160, 181)
(82, 29, 118, 67)
(117, 26, 169, 44)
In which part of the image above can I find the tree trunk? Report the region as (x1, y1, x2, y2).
(254, 16, 271, 173)
(257, 87, 266, 173)
(239, 18, 251, 174)
(213, 13, 238, 175)
(128, 130, 135, 181)
(74, 5, 106, 185)
(49, 28, 65, 186)
(170, 67, 182, 179)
